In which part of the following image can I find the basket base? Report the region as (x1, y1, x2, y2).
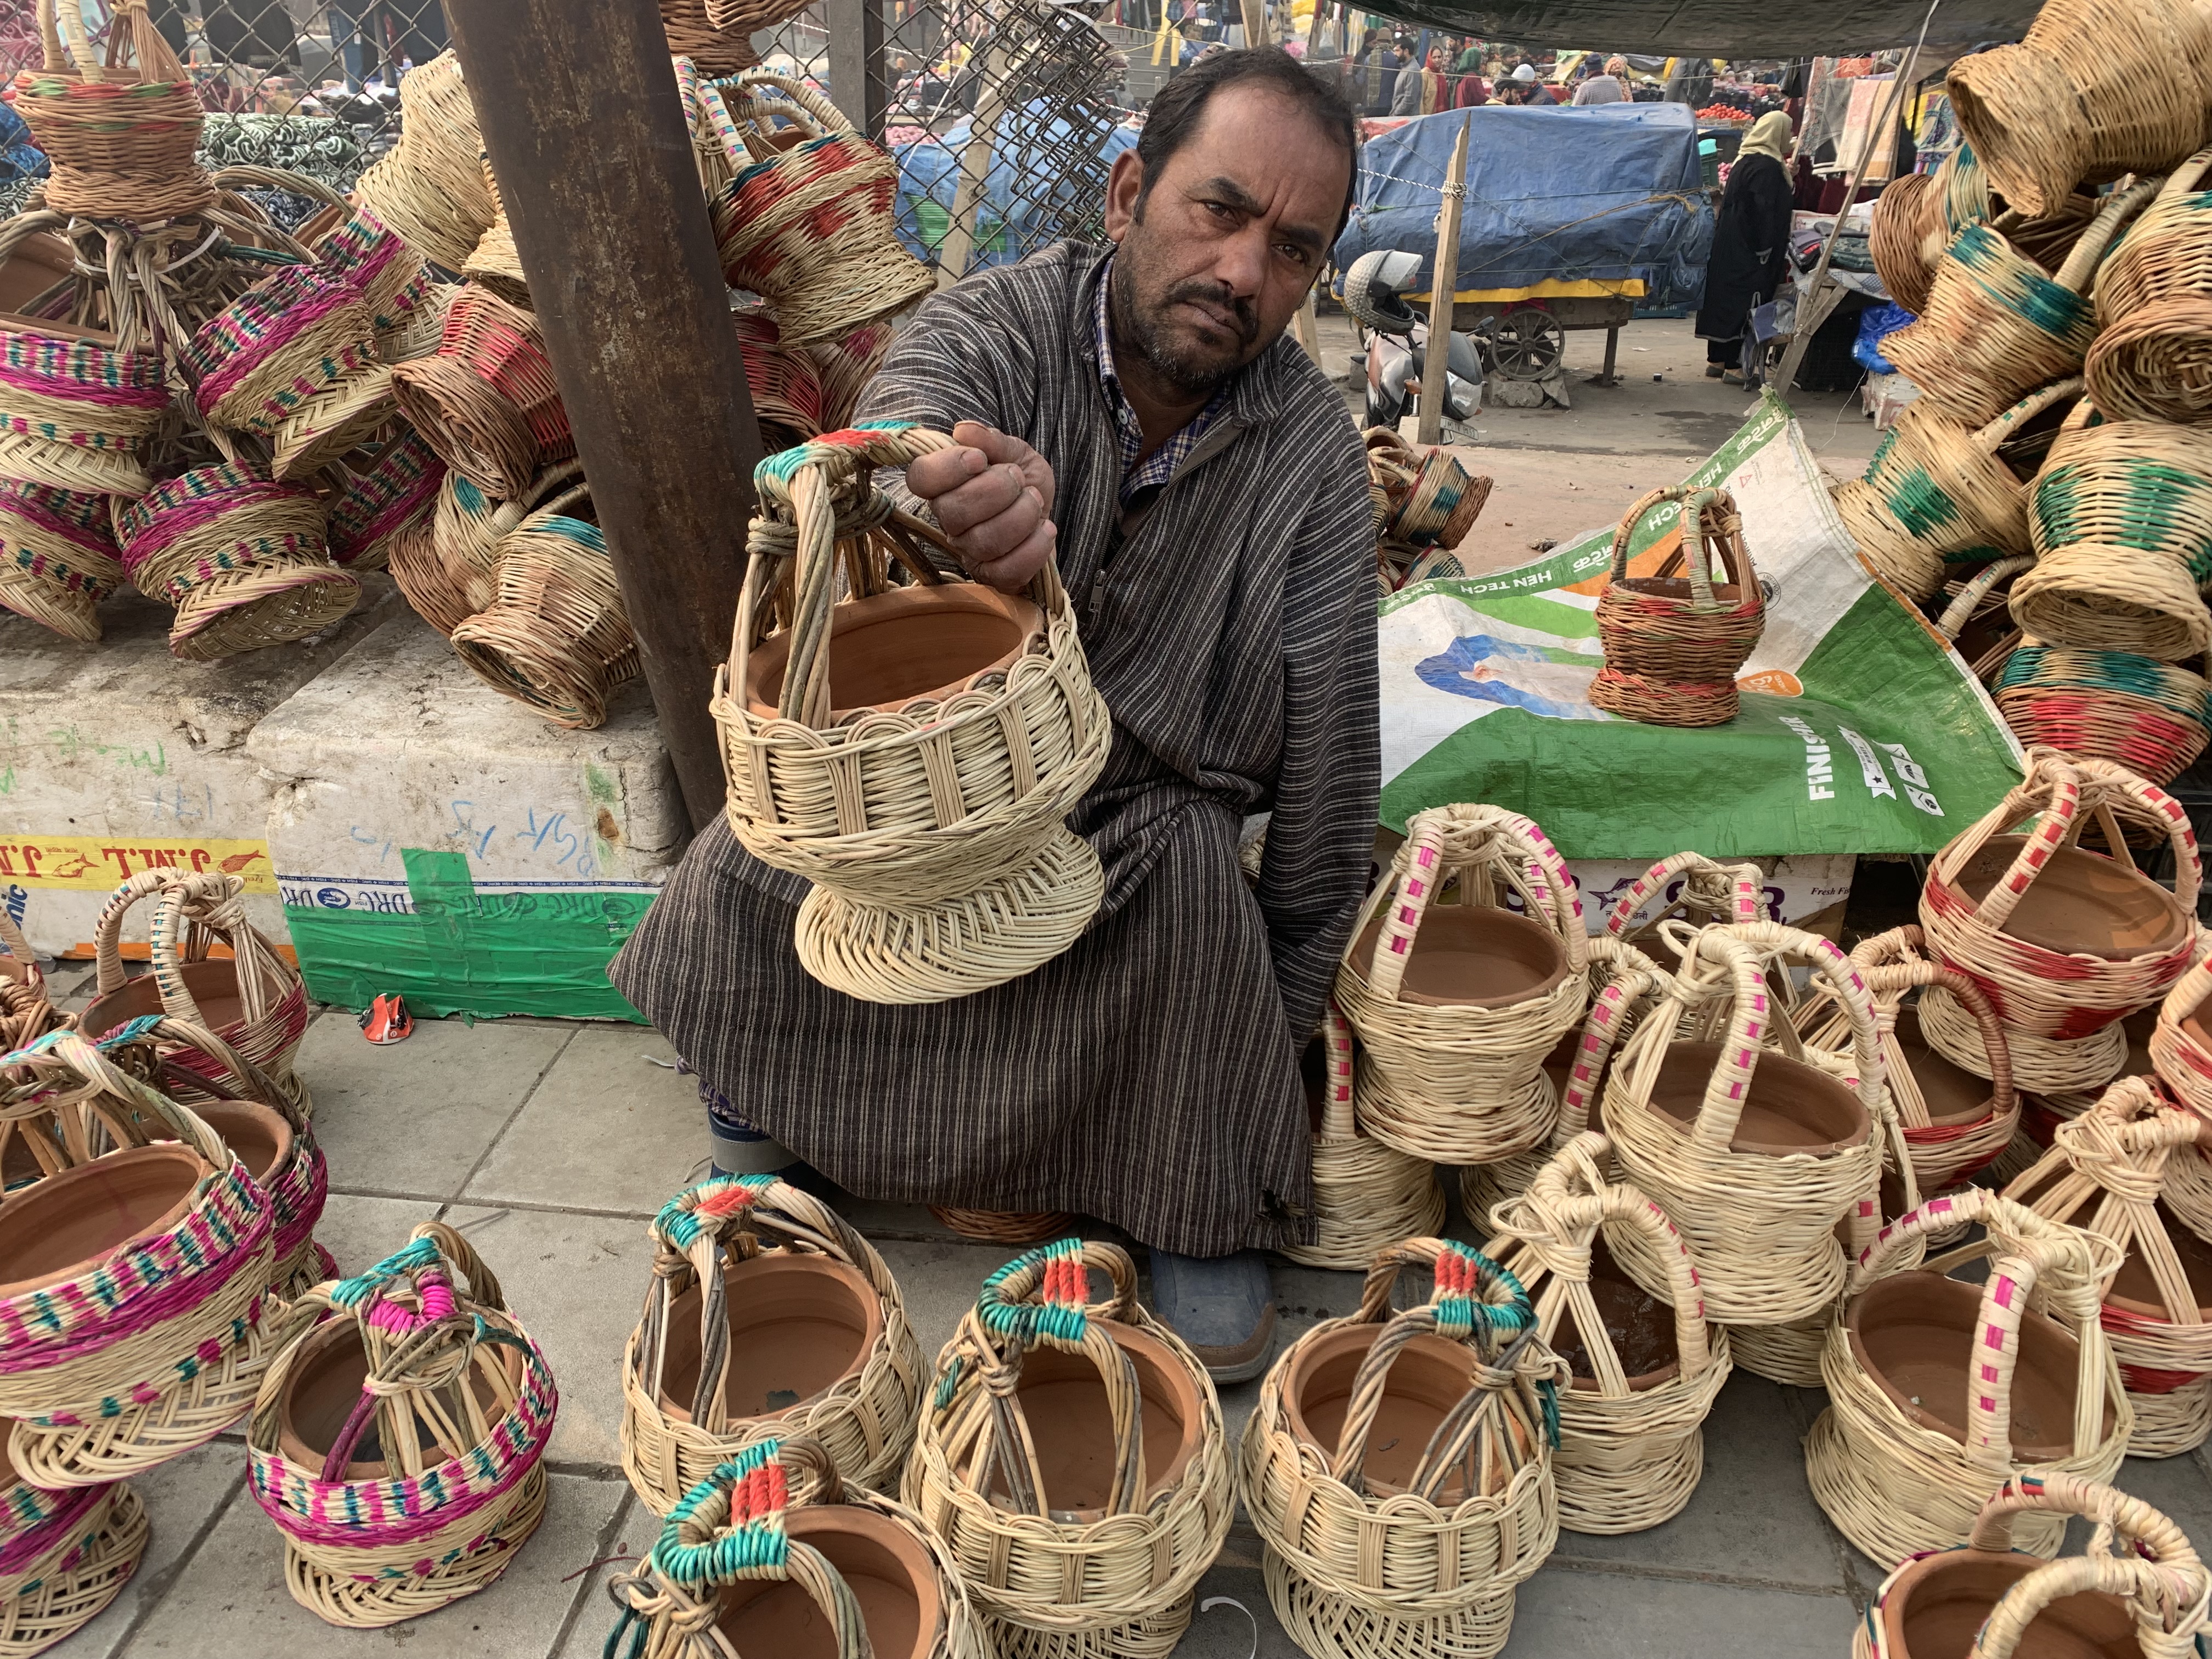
(1559, 1426, 1705, 1536)
(928, 1206, 1071, 1245)
(1280, 1135, 1448, 1271)
(1804, 1406, 2069, 1569)
(1265, 1547, 1515, 1659)
(794, 827, 1105, 1005)
(282, 1460, 548, 1628)
(981, 1596, 1194, 1659)
(1724, 1317, 1829, 1389)
(0, 1483, 148, 1659)
(2123, 1376, 2212, 1459)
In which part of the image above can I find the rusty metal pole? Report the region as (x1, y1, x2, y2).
(443, 0, 760, 833)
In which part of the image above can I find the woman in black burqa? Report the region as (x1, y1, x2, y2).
(1696, 111, 1796, 383)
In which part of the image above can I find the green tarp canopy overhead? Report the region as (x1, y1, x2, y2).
(1347, 0, 2039, 55)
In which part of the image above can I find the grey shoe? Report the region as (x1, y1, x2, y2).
(1148, 1248, 1278, 1384)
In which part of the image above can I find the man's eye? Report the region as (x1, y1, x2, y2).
(1201, 200, 1234, 219)
(1277, 243, 1311, 265)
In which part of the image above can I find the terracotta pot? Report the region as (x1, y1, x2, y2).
(170, 1101, 291, 1186)
(276, 1317, 522, 1479)
(1348, 907, 1570, 1009)
(2106, 1203, 2212, 1323)
(1846, 1273, 2114, 1459)
(743, 586, 1044, 718)
(985, 1321, 1204, 1520)
(1893, 1007, 1995, 1126)
(1643, 1040, 1871, 1155)
(295, 202, 348, 247)
(712, 1504, 943, 1659)
(0, 233, 75, 316)
(658, 1251, 883, 1425)
(80, 960, 250, 1042)
(1874, 1545, 2140, 1659)
(0, 1143, 205, 1299)
(0, 311, 125, 348)
(1283, 1323, 1517, 1503)
(1554, 1239, 1681, 1395)
(1948, 834, 2189, 962)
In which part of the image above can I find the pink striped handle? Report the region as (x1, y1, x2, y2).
(1363, 803, 1587, 1003)
(1602, 850, 1766, 938)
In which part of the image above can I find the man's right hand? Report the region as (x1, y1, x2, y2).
(905, 420, 1058, 594)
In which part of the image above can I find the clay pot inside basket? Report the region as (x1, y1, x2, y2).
(0, 311, 125, 349)
(1552, 1239, 1681, 1393)
(80, 961, 251, 1045)
(983, 1322, 1203, 1521)
(1846, 1273, 2114, 1459)
(0, 234, 75, 316)
(1284, 1324, 1522, 1503)
(743, 587, 1043, 719)
(277, 1317, 524, 1480)
(659, 1252, 882, 1425)
(185, 1101, 292, 1187)
(1875, 1545, 2146, 1659)
(0, 1142, 206, 1298)
(1948, 835, 2189, 962)
(2106, 1204, 2212, 1325)
(1348, 908, 1571, 1009)
(1894, 1006, 1993, 1126)
(713, 1504, 943, 1659)
(1644, 1041, 1870, 1155)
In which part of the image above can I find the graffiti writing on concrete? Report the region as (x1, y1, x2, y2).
(344, 801, 608, 880)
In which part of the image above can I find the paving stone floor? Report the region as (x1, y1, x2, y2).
(38, 976, 2212, 1658)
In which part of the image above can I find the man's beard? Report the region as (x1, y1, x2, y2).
(1110, 243, 1260, 399)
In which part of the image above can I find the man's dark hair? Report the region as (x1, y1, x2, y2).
(1135, 48, 1361, 241)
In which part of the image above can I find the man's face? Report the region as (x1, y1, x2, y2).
(1102, 84, 1350, 398)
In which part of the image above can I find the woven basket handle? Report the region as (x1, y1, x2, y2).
(1848, 1184, 2007, 1288)
(734, 68, 855, 140)
(2068, 756, 2203, 919)
(2157, 948, 2212, 1060)
(1929, 756, 2083, 938)
(1606, 485, 1686, 586)
(1601, 849, 1765, 937)
(142, 1014, 306, 1132)
(1933, 556, 2035, 644)
(146, 876, 261, 1028)
(1850, 926, 2014, 1126)
(0, 905, 35, 976)
(1971, 1554, 2212, 1659)
(89, 868, 190, 996)
(104, 0, 192, 82)
(1968, 1470, 2202, 1563)
(2053, 174, 2162, 295)
(1317, 1002, 1357, 1139)
(42, 1028, 235, 1175)
(408, 1219, 509, 1313)
(1970, 376, 2084, 455)
(1669, 928, 1801, 1148)
(32, 0, 64, 74)
(1556, 940, 1668, 1139)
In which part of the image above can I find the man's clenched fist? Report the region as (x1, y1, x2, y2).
(904, 420, 1058, 592)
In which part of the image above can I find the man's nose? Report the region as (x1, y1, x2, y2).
(1212, 222, 1269, 298)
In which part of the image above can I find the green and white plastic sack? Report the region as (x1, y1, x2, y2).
(1380, 391, 2023, 857)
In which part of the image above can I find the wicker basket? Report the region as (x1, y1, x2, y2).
(663, 5, 761, 76)
(1590, 486, 1763, 728)
(713, 424, 1112, 1006)
(1869, 167, 1944, 317)
(1994, 645, 2212, 787)
(1600, 918, 1885, 1325)
(390, 462, 574, 638)
(1237, 1237, 1558, 1659)
(1945, 0, 2212, 219)
(0, 1453, 146, 1658)
(1854, 1471, 2212, 1659)
(348, 52, 495, 272)
(1834, 377, 2083, 600)
(448, 487, 641, 730)
(1917, 748, 2200, 1042)
(1283, 1003, 1448, 1271)
(184, 261, 377, 439)
(605, 1433, 991, 1659)
(0, 478, 122, 642)
(246, 1223, 554, 1627)
(701, 0, 812, 36)
(77, 867, 312, 1109)
(1486, 1132, 1730, 1536)
(904, 1238, 1232, 1656)
(619, 1173, 924, 1516)
(2005, 1077, 2212, 1458)
(1804, 1187, 2130, 1567)
(306, 202, 433, 338)
(3, 0, 211, 221)
(0, 910, 59, 1064)
(0, 1030, 273, 1488)
(325, 436, 446, 572)
(708, 72, 935, 347)
(1336, 804, 1589, 1164)
(731, 306, 827, 452)
(925, 1206, 1071, 1245)
(112, 459, 359, 662)
(1598, 848, 1768, 942)
(2010, 400, 2212, 662)
(2086, 150, 2212, 425)
(0, 317, 168, 498)
(2151, 948, 2212, 1125)
(390, 285, 573, 500)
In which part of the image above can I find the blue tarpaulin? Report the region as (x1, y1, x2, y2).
(1335, 103, 1713, 308)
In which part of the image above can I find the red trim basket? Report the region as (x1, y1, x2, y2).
(0, 478, 122, 641)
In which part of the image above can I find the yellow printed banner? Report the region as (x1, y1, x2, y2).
(0, 835, 276, 894)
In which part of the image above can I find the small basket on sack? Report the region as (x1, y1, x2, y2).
(1833, 377, 2084, 601)
(112, 460, 360, 662)
(620, 1173, 924, 1516)
(0, 1030, 273, 1488)
(1334, 804, 1590, 1165)
(604, 1433, 991, 1659)
(1917, 749, 2200, 1084)
(2010, 400, 2212, 661)
(325, 436, 446, 572)
(349, 52, 496, 272)
(3, 0, 212, 221)
(1945, 0, 2212, 220)
(905, 1238, 1232, 1657)
(1883, 180, 2159, 430)
(391, 285, 573, 500)
(2006, 1077, 2212, 1459)
(1486, 1132, 1731, 1536)
(78, 868, 313, 1110)
(1601, 918, 1886, 1326)
(1237, 1237, 1559, 1659)
(712, 424, 1113, 1006)
(1994, 644, 2212, 787)
(1805, 1188, 2130, 1568)
(2087, 148, 2212, 425)
(707, 71, 935, 347)
(391, 461, 576, 639)
(0, 318, 168, 498)
(1855, 1471, 2212, 1659)
(1280, 1003, 1447, 1272)
(0, 1443, 146, 1657)
(0, 479, 123, 642)
(246, 1223, 556, 1627)
(448, 484, 642, 730)
(1589, 485, 1763, 727)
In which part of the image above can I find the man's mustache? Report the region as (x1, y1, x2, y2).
(1163, 280, 1259, 345)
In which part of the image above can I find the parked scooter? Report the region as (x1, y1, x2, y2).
(1342, 249, 1485, 430)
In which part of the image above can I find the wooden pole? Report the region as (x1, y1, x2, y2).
(444, 0, 763, 834)
(825, 0, 887, 138)
(1417, 114, 1470, 444)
